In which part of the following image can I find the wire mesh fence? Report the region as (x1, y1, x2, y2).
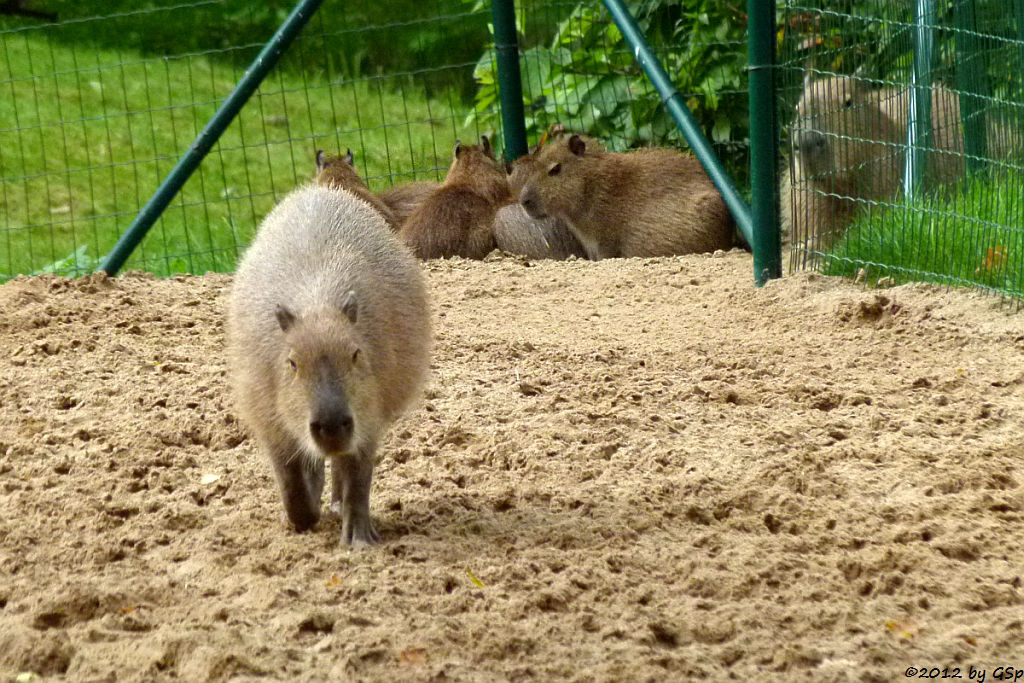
(0, 0, 751, 282)
(0, 0, 494, 279)
(777, 0, 1024, 300)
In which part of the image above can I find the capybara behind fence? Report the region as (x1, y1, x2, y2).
(778, 0, 1024, 299)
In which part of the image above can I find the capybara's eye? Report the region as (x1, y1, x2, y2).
(548, 163, 561, 177)
(287, 359, 297, 373)
(351, 349, 360, 365)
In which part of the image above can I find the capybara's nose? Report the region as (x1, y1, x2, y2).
(520, 192, 544, 220)
(310, 410, 353, 448)
(795, 129, 826, 155)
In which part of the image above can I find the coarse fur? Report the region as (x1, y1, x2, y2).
(783, 75, 969, 249)
(493, 152, 587, 259)
(315, 149, 400, 231)
(492, 204, 587, 260)
(378, 181, 441, 228)
(226, 185, 431, 546)
(519, 135, 733, 259)
(399, 135, 510, 260)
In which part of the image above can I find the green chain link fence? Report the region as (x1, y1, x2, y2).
(0, 0, 494, 279)
(777, 0, 1024, 299)
(3, 1, 1022, 301)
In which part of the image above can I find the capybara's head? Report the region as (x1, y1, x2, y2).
(273, 296, 377, 459)
(505, 125, 574, 197)
(444, 134, 510, 203)
(315, 148, 368, 193)
(792, 75, 901, 186)
(519, 134, 593, 221)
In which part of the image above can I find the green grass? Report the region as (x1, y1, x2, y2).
(819, 168, 1024, 299)
(0, 29, 486, 279)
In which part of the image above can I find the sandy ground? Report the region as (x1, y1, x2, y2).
(0, 249, 1022, 682)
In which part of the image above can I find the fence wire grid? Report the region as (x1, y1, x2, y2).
(3, 1, 1022, 303)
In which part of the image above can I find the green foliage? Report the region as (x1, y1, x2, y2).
(821, 169, 1024, 297)
(471, 0, 749, 174)
(29, 245, 101, 277)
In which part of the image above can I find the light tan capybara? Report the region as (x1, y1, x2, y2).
(518, 134, 733, 259)
(226, 184, 431, 546)
(398, 135, 510, 260)
(315, 149, 399, 231)
(493, 151, 587, 259)
(784, 74, 972, 249)
(378, 181, 441, 228)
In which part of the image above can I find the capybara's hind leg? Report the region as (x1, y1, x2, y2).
(268, 437, 323, 532)
(331, 448, 380, 546)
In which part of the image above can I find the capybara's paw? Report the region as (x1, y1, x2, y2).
(289, 507, 320, 533)
(341, 515, 381, 547)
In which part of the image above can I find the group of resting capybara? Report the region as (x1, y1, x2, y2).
(317, 130, 738, 262)
(225, 128, 738, 546)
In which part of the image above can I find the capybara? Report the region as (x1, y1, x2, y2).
(518, 134, 733, 259)
(399, 135, 510, 260)
(784, 74, 970, 249)
(378, 181, 441, 228)
(315, 149, 399, 231)
(226, 184, 431, 546)
(493, 151, 587, 259)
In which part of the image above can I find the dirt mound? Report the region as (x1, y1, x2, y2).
(1, 251, 1022, 681)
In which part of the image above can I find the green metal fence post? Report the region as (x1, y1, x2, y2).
(747, 0, 780, 284)
(904, 0, 936, 198)
(599, 0, 754, 253)
(97, 0, 325, 277)
(954, 0, 989, 175)
(491, 0, 528, 162)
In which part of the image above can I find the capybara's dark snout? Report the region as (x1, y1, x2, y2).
(795, 128, 828, 160)
(310, 407, 354, 450)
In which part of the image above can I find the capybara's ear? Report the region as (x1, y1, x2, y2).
(454, 140, 463, 159)
(504, 160, 513, 175)
(275, 304, 296, 332)
(567, 135, 586, 157)
(344, 148, 354, 166)
(480, 134, 491, 156)
(341, 290, 358, 324)
(315, 149, 327, 171)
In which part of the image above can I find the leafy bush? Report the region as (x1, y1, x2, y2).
(470, 0, 750, 180)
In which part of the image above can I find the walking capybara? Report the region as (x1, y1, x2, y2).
(226, 184, 431, 546)
(783, 74, 969, 249)
(378, 181, 441, 228)
(315, 149, 399, 231)
(398, 135, 510, 260)
(518, 134, 733, 259)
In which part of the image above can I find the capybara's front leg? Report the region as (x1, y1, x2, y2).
(331, 449, 379, 546)
(268, 438, 323, 532)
